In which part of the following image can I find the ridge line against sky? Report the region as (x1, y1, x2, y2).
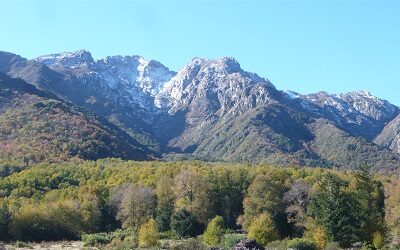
(0, 0, 399, 105)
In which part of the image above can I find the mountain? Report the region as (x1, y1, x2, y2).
(0, 72, 149, 164)
(0, 50, 399, 171)
(285, 90, 398, 139)
(1, 50, 176, 152)
(375, 114, 400, 155)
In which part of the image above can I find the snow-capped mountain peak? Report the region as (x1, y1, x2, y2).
(96, 55, 176, 96)
(34, 49, 94, 68)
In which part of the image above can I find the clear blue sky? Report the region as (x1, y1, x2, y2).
(0, 0, 399, 105)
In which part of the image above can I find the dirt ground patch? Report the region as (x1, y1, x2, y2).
(0, 241, 96, 250)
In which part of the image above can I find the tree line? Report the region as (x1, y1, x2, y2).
(0, 159, 399, 249)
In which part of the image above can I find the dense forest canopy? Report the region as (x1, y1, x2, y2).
(0, 159, 400, 249)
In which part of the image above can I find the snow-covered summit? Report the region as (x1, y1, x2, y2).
(34, 49, 95, 68)
(300, 89, 398, 122)
(96, 55, 176, 96)
(156, 56, 277, 114)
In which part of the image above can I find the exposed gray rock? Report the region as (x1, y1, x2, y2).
(232, 239, 265, 250)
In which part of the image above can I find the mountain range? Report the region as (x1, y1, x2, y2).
(0, 50, 399, 172)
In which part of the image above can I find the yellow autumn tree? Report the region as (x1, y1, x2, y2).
(138, 219, 159, 248)
(247, 213, 279, 246)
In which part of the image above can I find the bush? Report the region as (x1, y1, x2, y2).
(13, 240, 30, 248)
(373, 232, 384, 249)
(171, 209, 203, 237)
(204, 216, 225, 246)
(266, 239, 289, 249)
(223, 234, 247, 249)
(287, 238, 317, 250)
(159, 230, 175, 239)
(104, 237, 138, 250)
(247, 213, 279, 246)
(82, 233, 112, 246)
(138, 219, 159, 248)
(324, 242, 341, 250)
(170, 238, 208, 250)
(312, 226, 328, 250)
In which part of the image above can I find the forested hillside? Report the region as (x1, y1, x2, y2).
(0, 73, 149, 164)
(0, 159, 399, 249)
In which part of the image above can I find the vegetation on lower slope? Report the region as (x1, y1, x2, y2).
(0, 74, 149, 164)
(311, 119, 399, 172)
(0, 159, 399, 249)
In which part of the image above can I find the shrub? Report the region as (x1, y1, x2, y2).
(204, 216, 225, 246)
(324, 242, 341, 250)
(171, 209, 202, 237)
(104, 237, 138, 250)
(373, 232, 385, 249)
(247, 213, 279, 246)
(159, 230, 175, 239)
(170, 238, 208, 250)
(266, 239, 289, 249)
(223, 234, 247, 249)
(138, 219, 159, 248)
(13, 241, 30, 248)
(82, 233, 112, 246)
(287, 238, 317, 250)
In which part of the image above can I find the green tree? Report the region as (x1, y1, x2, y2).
(247, 213, 279, 246)
(207, 168, 250, 229)
(204, 216, 225, 246)
(156, 176, 175, 232)
(308, 173, 358, 248)
(243, 174, 287, 233)
(171, 209, 202, 237)
(78, 193, 102, 233)
(156, 201, 174, 232)
(0, 201, 10, 240)
(351, 164, 385, 242)
(139, 219, 159, 248)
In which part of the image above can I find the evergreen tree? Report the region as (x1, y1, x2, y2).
(351, 164, 385, 242)
(0, 201, 10, 240)
(156, 201, 174, 232)
(308, 173, 358, 248)
(156, 176, 175, 232)
(171, 209, 202, 237)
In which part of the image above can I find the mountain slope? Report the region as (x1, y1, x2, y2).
(152, 57, 399, 170)
(375, 114, 400, 155)
(0, 73, 149, 164)
(0, 50, 399, 171)
(309, 119, 399, 172)
(0, 50, 175, 153)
